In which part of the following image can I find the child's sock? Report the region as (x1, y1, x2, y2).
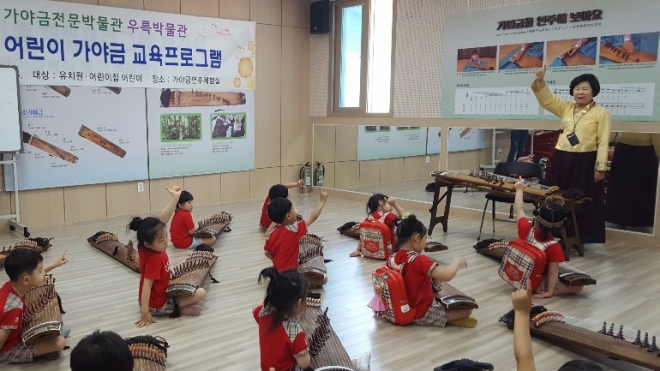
(180, 305, 202, 316)
(447, 317, 478, 328)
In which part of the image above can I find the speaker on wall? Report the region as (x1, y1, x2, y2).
(310, 0, 330, 34)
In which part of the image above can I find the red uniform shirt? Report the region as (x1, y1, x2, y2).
(0, 282, 25, 352)
(253, 305, 308, 371)
(138, 247, 171, 308)
(264, 221, 307, 272)
(170, 209, 195, 248)
(366, 211, 398, 247)
(259, 196, 272, 230)
(389, 250, 437, 320)
(517, 218, 565, 264)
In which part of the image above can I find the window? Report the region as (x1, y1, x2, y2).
(332, 0, 394, 115)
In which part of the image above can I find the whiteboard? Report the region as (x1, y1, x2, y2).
(0, 65, 22, 153)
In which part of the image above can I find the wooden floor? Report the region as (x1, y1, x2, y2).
(2, 191, 659, 371)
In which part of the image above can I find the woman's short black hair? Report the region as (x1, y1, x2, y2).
(569, 74, 600, 97)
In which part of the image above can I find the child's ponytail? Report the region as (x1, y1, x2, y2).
(394, 214, 427, 245)
(258, 268, 308, 331)
(366, 193, 388, 215)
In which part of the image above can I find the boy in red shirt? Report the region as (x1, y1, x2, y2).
(260, 180, 303, 236)
(1, 248, 68, 363)
(170, 190, 217, 249)
(264, 189, 328, 282)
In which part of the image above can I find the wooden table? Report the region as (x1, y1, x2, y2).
(428, 172, 587, 259)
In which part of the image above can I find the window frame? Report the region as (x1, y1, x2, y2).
(329, 0, 396, 117)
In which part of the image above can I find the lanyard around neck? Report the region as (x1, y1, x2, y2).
(571, 102, 593, 131)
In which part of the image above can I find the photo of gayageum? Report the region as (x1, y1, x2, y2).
(160, 114, 203, 142)
(211, 113, 247, 139)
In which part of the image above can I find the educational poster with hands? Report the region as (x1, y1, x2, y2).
(441, 0, 660, 121)
(357, 126, 428, 161)
(146, 88, 255, 178)
(3, 85, 148, 190)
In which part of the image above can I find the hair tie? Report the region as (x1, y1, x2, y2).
(401, 212, 410, 220)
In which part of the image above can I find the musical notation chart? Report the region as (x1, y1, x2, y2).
(454, 87, 540, 115)
(547, 83, 655, 116)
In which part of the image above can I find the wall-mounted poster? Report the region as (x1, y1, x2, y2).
(357, 126, 427, 161)
(146, 88, 255, 178)
(441, 0, 660, 122)
(4, 85, 148, 190)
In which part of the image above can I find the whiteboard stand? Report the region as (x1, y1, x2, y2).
(0, 65, 29, 237)
(1, 154, 29, 237)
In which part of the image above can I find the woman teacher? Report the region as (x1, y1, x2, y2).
(531, 65, 611, 244)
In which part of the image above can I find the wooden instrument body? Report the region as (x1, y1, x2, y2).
(513, 54, 543, 68)
(300, 307, 355, 370)
(160, 89, 246, 107)
(22, 277, 62, 346)
(469, 63, 494, 70)
(476, 242, 596, 286)
(299, 234, 328, 286)
(167, 250, 218, 297)
(78, 125, 127, 158)
(126, 336, 168, 371)
(337, 222, 361, 240)
(432, 170, 558, 199)
(600, 42, 657, 64)
(501, 309, 660, 371)
(191, 212, 232, 238)
(561, 51, 595, 66)
(432, 280, 479, 310)
(88, 231, 140, 273)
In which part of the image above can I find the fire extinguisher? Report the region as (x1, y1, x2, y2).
(314, 162, 325, 186)
(300, 162, 312, 193)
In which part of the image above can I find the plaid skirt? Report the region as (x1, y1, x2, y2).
(0, 344, 34, 364)
(413, 299, 449, 327)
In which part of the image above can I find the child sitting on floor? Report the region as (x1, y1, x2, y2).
(170, 190, 218, 249)
(1, 248, 68, 363)
(513, 179, 582, 298)
(388, 215, 475, 328)
(350, 193, 405, 257)
(130, 186, 207, 327)
(260, 180, 304, 236)
(264, 188, 328, 286)
(253, 268, 310, 371)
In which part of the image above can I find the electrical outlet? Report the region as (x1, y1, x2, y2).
(137, 182, 144, 192)
(425, 156, 430, 163)
(497, 148, 502, 155)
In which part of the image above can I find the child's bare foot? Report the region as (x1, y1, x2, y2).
(349, 250, 361, 257)
(180, 305, 202, 316)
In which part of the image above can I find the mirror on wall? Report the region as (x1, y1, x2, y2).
(313, 124, 659, 236)
(445, 127, 658, 235)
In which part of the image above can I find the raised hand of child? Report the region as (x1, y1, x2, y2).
(297, 179, 304, 188)
(512, 279, 533, 313)
(319, 188, 329, 201)
(514, 177, 527, 191)
(136, 312, 157, 328)
(52, 250, 68, 268)
(386, 197, 398, 206)
(452, 257, 468, 270)
(166, 186, 182, 197)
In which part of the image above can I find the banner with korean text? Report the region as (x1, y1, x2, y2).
(0, 0, 256, 89)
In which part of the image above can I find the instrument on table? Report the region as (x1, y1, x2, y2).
(167, 246, 218, 297)
(499, 306, 660, 371)
(300, 307, 356, 370)
(87, 231, 140, 273)
(432, 170, 560, 198)
(299, 234, 327, 286)
(432, 280, 479, 310)
(160, 89, 246, 108)
(22, 276, 63, 346)
(191, 212, 232, 239)
(513, 54, 543, 68)
(600, 42, 657, 64)
(125, 335, 169, 371)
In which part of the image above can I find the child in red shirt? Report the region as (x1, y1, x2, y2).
(264, 188, 328, 286)
(170, 190, 217, 249)
(350, 193, 405, 257)
(1, 248, 67, 363)
(513, 179, 583, 298)
(387, 214, 473, 327)
(130, 186, 207, 328)
(253, 267, 310, 371)
(260, 180, 303, 235)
